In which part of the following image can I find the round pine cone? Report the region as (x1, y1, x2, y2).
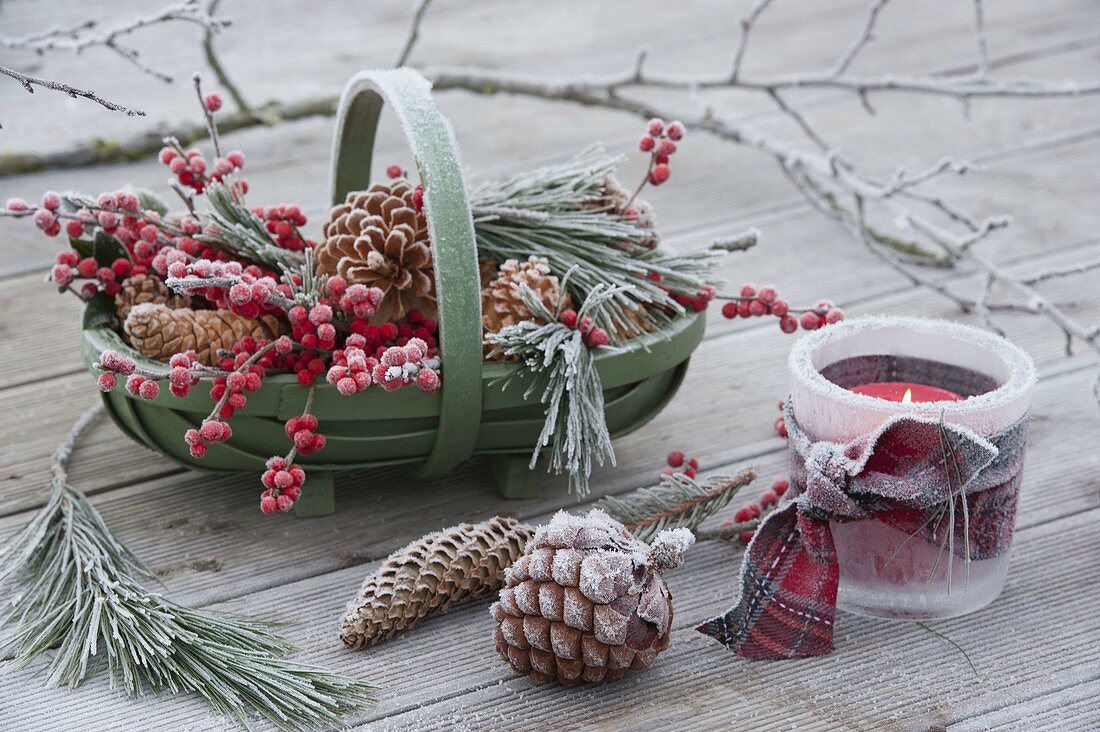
(315, 181, 435, 323)
(123, 303, 286, 365)
(115, 274, 191, 320)
(481, 256, 571, 335)
(490, 510, 691, 686)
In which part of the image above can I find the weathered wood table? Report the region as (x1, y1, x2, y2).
(0, 1, 1097, 729)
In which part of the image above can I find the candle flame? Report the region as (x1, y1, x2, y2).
(902, 388, 913, 404)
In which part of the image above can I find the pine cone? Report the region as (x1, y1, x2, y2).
(115, 274, 191, 320)
(592, 174, 657, 235)
(315, 181, 435, 322)
(340, 516, 535, 650)
(123, 303, 286, 365)
(490, 510, 691, 685)
(481, 256, 571, 335)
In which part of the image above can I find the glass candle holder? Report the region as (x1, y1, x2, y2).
(786, 316, 1036, 620)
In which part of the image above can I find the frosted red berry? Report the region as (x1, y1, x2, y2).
(667, 450, 685, 468)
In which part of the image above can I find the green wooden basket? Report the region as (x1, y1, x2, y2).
(81, 69, 705, 516)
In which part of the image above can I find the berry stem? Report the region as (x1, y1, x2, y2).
(192, 74, 222, 158)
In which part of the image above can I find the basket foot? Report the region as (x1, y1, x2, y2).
(490, 454, 542, 499)
(293, 470, 336, 518)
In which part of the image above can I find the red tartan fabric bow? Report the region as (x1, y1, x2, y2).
(697, 413, 1009, 661)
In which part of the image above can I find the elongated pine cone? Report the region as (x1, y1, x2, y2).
(481, 256, 571, 335)
(490, 510, 692, 686)
(115, 274, 191, 319)
(315, 181, 435, 323)
(123, 303, 286, 365)
(340, 516, 536, 650)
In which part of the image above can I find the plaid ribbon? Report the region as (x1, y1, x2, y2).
(697, 400, 1028, 661)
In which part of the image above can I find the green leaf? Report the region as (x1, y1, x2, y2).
(92, 231, 126, 266)
(81, 291, 117, 330)
(69, 237, 94, 260)
(136, 188, 169, 217)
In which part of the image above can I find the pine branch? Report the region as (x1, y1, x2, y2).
(200, 177, 306, 269)
(0, 405, 375, 730)
(485, 278, 631, 495)
(470, 146, 725, 336)
(600, 468, 756, 543)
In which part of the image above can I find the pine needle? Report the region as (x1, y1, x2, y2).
(485, 275, 629, 495)
(470, 145, 725, 336)
(599, 468, 757, 543)
(200, 178, 305, 270)
(0, 404, 376, 730)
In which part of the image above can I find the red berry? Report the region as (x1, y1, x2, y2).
(260, 495, 278, 514)
(760, 490, 778, 507)
(688, 457, 699, 470)
(666, 121, 685, 141)
(740, 283, 756, 297)
(775, 416, 788, 438)
(276, 494, 294, 512)
(684, 467, 696, 479)
(386, 164, 403, 179)
(721, 302, 738, 319)
(138, 380, 160, 400)
(748, 300, 767, 317)
(648, 164, 671, 186)
(773, 478, 790, 496)
(800, 311, 822, 330)
(647, 118, 664, 136)
(779, 315, 798, 333)
(738, 530, 755, 545)
(734, 506, 753, 523)
(656, 139, 677, 157)
(558, 309, 579, 329)
(825, 308, 845, 324)
(97, 373, 117, 392)
(204, 93, 223, 112)
(771, 299, 789, 317)
(667, 450, 685, 468)
(65, 220, 85, 239)
(190, 443, 208, 459)
(638, 135, 656, 152)
(757, 285, 778, 304)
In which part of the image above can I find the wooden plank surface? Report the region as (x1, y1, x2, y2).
(0, 0, 1098, 730)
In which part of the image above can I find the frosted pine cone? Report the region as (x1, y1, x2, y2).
(481, 256, 571, 335)
(123, 303, 286, 365)
(593, 175, 657, 235)
(315, 181, 435, 322)
(115, 274, 191, 319)
(490, 510, 692, 685)
(340, 517, 535, 649)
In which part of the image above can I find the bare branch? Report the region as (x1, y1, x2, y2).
(0, 0, 227, 83)
(1022, 256, 1100, 285)
(0, 64, 144, 121)
(395, 0, 434, 67)
(972, 0, 990, 79)
(202, 0, 250, 114)
(831, 0, 891, 77)
(729, 0, 777, 82)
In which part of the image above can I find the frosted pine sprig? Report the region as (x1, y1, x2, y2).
(485, 275, 625, 495)
(599, 468, 757, 543)
(0, 405, 376, 729)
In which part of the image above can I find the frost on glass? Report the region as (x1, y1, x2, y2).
(787, 316, 1036, 620)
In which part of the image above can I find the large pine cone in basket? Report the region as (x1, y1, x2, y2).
(490, 510, 692, 685)
(123, 303, 286, 365)
(315, 181, 435, 322)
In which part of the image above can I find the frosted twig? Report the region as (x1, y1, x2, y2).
(1022, 257, 1100, 285)
(202, 0, 250, 114)
(729, 0, 776, 82)
(0, 0, 226, 83)
(395, 0, 434, 67)
(0, 64, 144, 122)
(831, 0, 890, 77)
(972, 0, 990, 80)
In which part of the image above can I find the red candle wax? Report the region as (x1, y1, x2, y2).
(849, 381, 964, 403)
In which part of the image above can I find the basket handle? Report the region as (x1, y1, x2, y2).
(330, 68, 483, 478)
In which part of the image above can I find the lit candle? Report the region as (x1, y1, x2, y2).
(786, 316, 1036, 621)
(848, 381, 964, 403)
